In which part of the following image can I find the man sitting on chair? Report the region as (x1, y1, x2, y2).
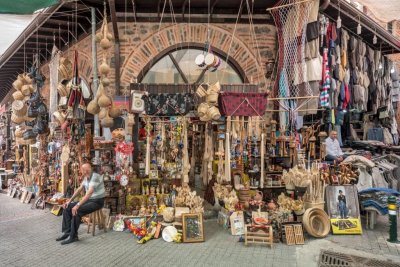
(325, 130, 345, 163)
(56, 163, 105, 245)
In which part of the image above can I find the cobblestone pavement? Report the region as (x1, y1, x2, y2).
(0, 193, 399, 267)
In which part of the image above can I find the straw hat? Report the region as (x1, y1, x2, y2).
(195, 84, 207, 98)
(53, 110, 66, 126)
(207, 106, 221, 121)
(12, 91, 24, 101)
(11, 113, 25, 124)
(206, 92, 219, 105)
(197, 103, 209, 117)
(58, 57, 73, 80)
(12, 100, 27, 116)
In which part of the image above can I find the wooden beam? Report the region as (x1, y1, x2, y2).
(157, 0, 163, 18)
(210, 0, 221, 16)
(237, 0, 245, 21)
(168, 53, 189, 84)
(132, 0, 137, 21)
(109, 0, 121, 95)
(181, 0, 189, 19)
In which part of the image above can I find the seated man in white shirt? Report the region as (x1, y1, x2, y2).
(325, 130, 345, 162)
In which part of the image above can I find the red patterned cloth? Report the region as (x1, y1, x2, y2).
(219, 92, 268, 116)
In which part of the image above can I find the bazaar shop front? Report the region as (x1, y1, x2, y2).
(1, 0, 400, 245)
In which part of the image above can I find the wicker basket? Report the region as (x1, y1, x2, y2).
(302, 207, 330, 238)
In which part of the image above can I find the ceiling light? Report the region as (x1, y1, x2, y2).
(357, 23, 361, 34)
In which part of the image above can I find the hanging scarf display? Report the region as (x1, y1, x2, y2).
(48, 45, 59, 122)
(143, 93, 194, 116)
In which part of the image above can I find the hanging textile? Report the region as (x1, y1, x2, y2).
(320, 48, 330, 108)
(143, 93, 193, 116)
(48, 45, 59, 122)
(219, 92, 268, 116)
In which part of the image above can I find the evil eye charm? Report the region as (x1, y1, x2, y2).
(178, 143, 184, 149)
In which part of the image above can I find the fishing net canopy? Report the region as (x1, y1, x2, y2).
(269, 0, 315, 130)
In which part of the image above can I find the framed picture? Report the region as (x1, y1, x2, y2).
(129, 216, 146, 227)
(149, 170, 158, 179)
(182, 213, 205, 243)
(20, 191, 28, 203)
(24, 192, 34, 204)
(10, 188, 16, 198)
(325, 185, 362, 234)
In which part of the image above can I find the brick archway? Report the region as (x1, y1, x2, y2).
(121, 23, 267, 86)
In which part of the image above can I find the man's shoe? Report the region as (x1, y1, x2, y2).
(60, 236, 79, 245)
(56, 233, 69, 241)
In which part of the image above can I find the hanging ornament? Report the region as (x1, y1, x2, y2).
(336, 15, 342, 29)
(357, 23, 362, 34)
(379, 62, 383, 70)
(373, 34, 377, 45)
(391, 64, 395, 74)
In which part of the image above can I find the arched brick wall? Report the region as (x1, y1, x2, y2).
(120, 23, 275, 90)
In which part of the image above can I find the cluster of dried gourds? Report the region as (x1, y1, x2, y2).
(87, 13, 121, 128)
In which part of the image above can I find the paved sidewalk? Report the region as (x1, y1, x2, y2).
(0, 193, 399, 267)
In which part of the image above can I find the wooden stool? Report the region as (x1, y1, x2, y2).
(244, 224, 273, 248)
(87, 209, 107, 236)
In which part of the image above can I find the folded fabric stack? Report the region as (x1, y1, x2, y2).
(359, 188, 400, 215)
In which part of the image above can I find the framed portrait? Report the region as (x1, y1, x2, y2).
(325, 185, 362, 234)
(182, 213, 205, 243)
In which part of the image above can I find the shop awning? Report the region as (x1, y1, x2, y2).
(0, 0, 59, 14)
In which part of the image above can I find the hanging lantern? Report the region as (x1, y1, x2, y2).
(373, 34, 377, 45)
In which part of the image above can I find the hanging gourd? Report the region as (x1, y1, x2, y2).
(109, 104, 122, 118)
(101, 112, 114, 128)
(98, 108, 108, 120)
(99, 57, 111, 76)
(97, 83, 112, 108)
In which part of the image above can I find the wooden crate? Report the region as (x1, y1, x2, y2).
(244, 224, 273, 248)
